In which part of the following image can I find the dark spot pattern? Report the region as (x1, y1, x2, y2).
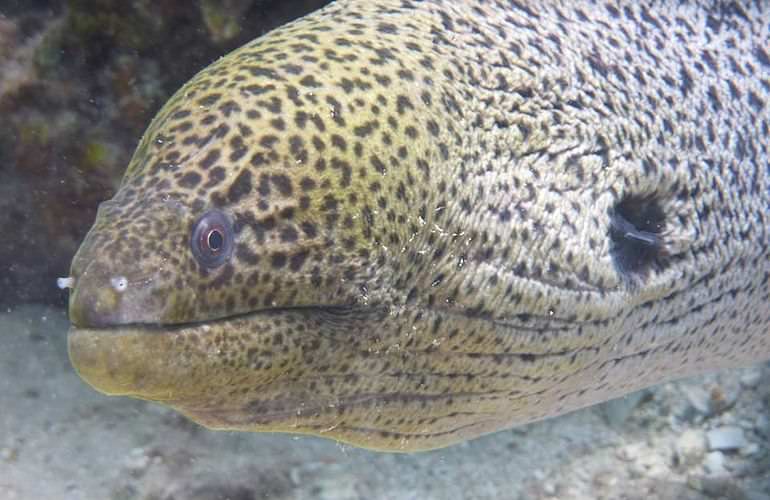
(69, 0, 770, 453)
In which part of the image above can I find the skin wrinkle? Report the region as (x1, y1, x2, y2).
(203, 391, 517, 426)
(65, 0, 769, 451)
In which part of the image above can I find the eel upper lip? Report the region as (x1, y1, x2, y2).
(68, 303, 370, 331)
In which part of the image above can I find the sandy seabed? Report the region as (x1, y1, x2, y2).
(1, 304, 768, 500)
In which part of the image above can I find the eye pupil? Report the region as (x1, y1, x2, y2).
(207, 229, 224, 251)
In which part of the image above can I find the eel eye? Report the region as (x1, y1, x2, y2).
(191, 210, 234, 268)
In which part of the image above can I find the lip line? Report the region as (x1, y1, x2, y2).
(68, 303, 368, 332)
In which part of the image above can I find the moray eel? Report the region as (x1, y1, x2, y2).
(64, 0, 770, 451)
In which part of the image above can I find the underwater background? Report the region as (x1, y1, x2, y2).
(1, 1, 769, 499)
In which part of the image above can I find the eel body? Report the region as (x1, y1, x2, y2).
(65, 0, 770, 451)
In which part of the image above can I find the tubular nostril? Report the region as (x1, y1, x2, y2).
(110, 276, 129, 292)
(57, 276, 75, 289)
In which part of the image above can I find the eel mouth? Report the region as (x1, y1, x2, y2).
(67, 303, 512, 451)
(68, 303, 362, 331)
(66, 302, 601, 451)
(67, 304, 371, 401)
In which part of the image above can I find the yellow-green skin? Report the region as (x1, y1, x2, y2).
(67, 0, 770, 451)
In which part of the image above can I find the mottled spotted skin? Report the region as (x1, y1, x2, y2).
(67, 0, 770, 451)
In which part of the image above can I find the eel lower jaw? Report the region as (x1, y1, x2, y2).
(66, 304, 376, 401)
(67, 304, 551, 451)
